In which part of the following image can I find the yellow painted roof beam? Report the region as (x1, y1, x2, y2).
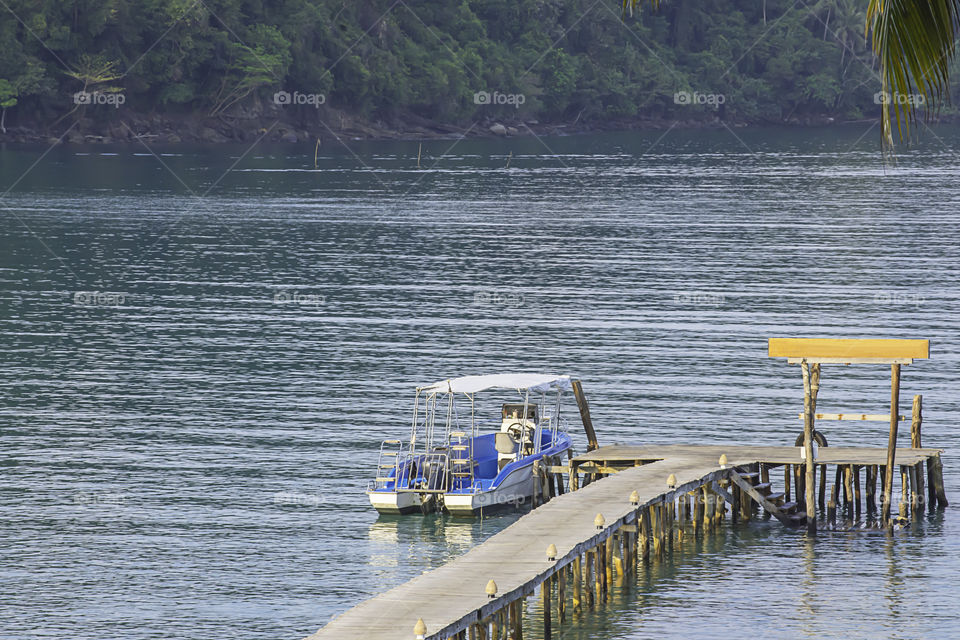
(768, 338, 929, 363)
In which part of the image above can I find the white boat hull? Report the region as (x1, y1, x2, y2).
(443, 465, 536, 515)
(367, 490, 432, 515)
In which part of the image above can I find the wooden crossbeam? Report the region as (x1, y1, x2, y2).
(769, 338, 929, 362)
(796, 413, 906, 422)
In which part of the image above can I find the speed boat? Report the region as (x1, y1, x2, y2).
(367, 374, 579, 515)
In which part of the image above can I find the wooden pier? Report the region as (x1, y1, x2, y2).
(307, 338, 947, 639)
(306, 443, 947, 640)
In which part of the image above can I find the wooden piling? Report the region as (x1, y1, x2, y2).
(911, 394, 922, 448)
(908, 464, 920, 514)
(572, 556, 581, 613)
(931, 453, 948, 507)
(842, 465, 852, 510)
(512, 599, 523, 640)
(866, 465, 877, 513)
(801, 360, 817, 533)
(784, 465, 791, 504)
(703, 486, 715, 532)
(926, 453, 947, 509)
(605, 536, 614, 586)
(640, 508, 651, 559)
(558, 566, 566, 623)
(738, 481, 751, 520)
(585, 550, 594, 609)
(835, 465, 844, 510)
(881, 363, 901, 526)
(899, 466, 909, 518)
(612, 533, 624, 577)
(542, 577, 551, 640)
(853, 465, 862, 516)
(531, 460, 540, 509)
(650, 505, 661, 554)
(592, 547, 600, 603)
(818, 463, 827, 510)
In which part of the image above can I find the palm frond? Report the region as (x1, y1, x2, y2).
(867, 0, 960, 147)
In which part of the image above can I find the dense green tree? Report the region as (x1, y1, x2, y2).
(0, 0, 954, 137)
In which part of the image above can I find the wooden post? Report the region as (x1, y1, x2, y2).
(784, 465, 791, 504)
(830, 479, 839, 523)
(738, 482, 751, 521)
(853, 465, 862, 517)
(866, 465, 877, 513)
(572, 556, 581, 613)
(818, 463, 827, 511)
(622, 530, 631, 575)
(531, 460, 540, 509)
(598, 543, 607, 601)
(585, 550, 594, 609)
(650, 506, 660, 555)
(915, 460, 925, 513)
(834, 465, 843, 511)
(909, 465, 920, 514)
(542, 577, 551, 640)
(693, 490, 704, 532)
(570, 380, 599, 452)
(703, 486, 714, 532)
(843, 465, 852, 510)
(899, 466, 909, 518)
(882, 363, 901, 526)
(612, 533, 624, 577)
(512, 599, 523, 640)
(640, 508, 651, 559)
(931, 453, 948, 507)
(542, 466, 553, 503)
(911, 394, 922, 448)
(558, 566, 566, 623)
(605, 536, 614, 586)
(801, 361, 817, 533)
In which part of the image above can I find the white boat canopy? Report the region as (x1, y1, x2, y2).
(419, 374, 573, 395)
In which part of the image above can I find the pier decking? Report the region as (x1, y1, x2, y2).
(306, 443, 947, 640)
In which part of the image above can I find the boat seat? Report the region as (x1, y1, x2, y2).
(495, 432, 518, 455)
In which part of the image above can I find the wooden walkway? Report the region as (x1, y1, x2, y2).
(305, 444, 946, 640)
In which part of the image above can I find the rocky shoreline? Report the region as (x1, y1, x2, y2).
(0, 105, 870, 146)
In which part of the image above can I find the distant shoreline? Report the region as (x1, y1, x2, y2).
(0, 109, 893, 146)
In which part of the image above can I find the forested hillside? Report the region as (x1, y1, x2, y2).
(0, 0, 954, 142)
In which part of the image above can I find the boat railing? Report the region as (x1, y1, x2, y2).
(394, 452, 450, 493)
